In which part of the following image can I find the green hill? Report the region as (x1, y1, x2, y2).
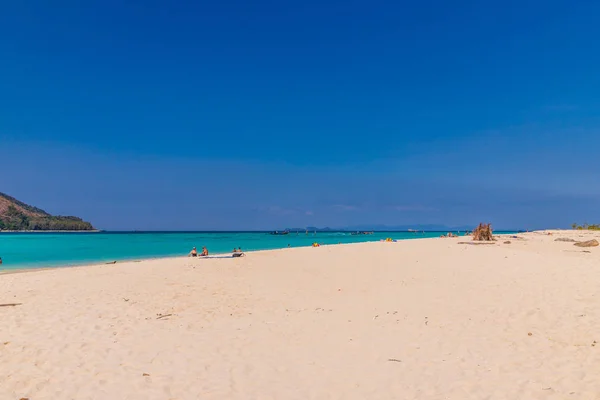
(0, 192, 95, 231)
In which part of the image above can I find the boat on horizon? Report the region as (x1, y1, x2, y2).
(269, 230, 290, 235)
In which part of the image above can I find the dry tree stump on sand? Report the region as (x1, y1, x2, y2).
(472, 223, 494, 241)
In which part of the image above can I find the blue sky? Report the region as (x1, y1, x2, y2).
(1, 0, 599, 230)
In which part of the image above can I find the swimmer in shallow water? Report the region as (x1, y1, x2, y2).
(188, 247, 198, 257)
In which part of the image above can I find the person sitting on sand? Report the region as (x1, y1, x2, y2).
(233, 247, 245, 257)
(200, 247, 209, 256)
(188, 247, 198, 257)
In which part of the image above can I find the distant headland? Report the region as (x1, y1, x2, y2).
(0, 192, 96, 231)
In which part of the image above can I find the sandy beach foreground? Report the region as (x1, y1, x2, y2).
(2, 230, 600, 399)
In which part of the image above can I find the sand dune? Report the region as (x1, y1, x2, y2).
(1, 230, 599, 399)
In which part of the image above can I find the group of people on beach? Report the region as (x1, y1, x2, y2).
(188, 247, 208, 257)
(188, 247, 245, 257)
(440, 232, 459, 238)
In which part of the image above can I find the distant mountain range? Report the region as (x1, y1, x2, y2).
(342, 224, 475, 232)
(285, 227, 336, 232)
(283, 224, 474, 232)
(0, 192, 95, 231)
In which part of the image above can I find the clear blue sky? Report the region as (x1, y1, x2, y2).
(1, 0, 599, 230)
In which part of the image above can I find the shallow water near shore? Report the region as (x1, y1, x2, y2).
(0, 230, 516, 270)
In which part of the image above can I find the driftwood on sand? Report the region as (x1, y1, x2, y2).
(555, 238, 577, 242)
(574, 239, 599, 248)
(0, 303, 22, 307)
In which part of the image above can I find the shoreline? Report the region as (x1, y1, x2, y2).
(0, 230, 574, 274)
(0, 254, 185, 276)
(0, 239, 402, 275)
(0, 230, 575, 275)
(0, 233, 459, 273)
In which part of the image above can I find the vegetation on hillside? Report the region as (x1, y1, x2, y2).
(571, 223, 600, 231)
(0, 192, 49, 216)
(0, 193, 95, 231)
(0, 205, 94, 231)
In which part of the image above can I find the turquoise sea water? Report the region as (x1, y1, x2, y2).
(0, 231, 514, 271)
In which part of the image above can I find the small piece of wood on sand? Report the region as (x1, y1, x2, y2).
(0, 303, 22, 307)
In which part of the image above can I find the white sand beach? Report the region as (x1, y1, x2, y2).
(1, 230, 600, 399)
